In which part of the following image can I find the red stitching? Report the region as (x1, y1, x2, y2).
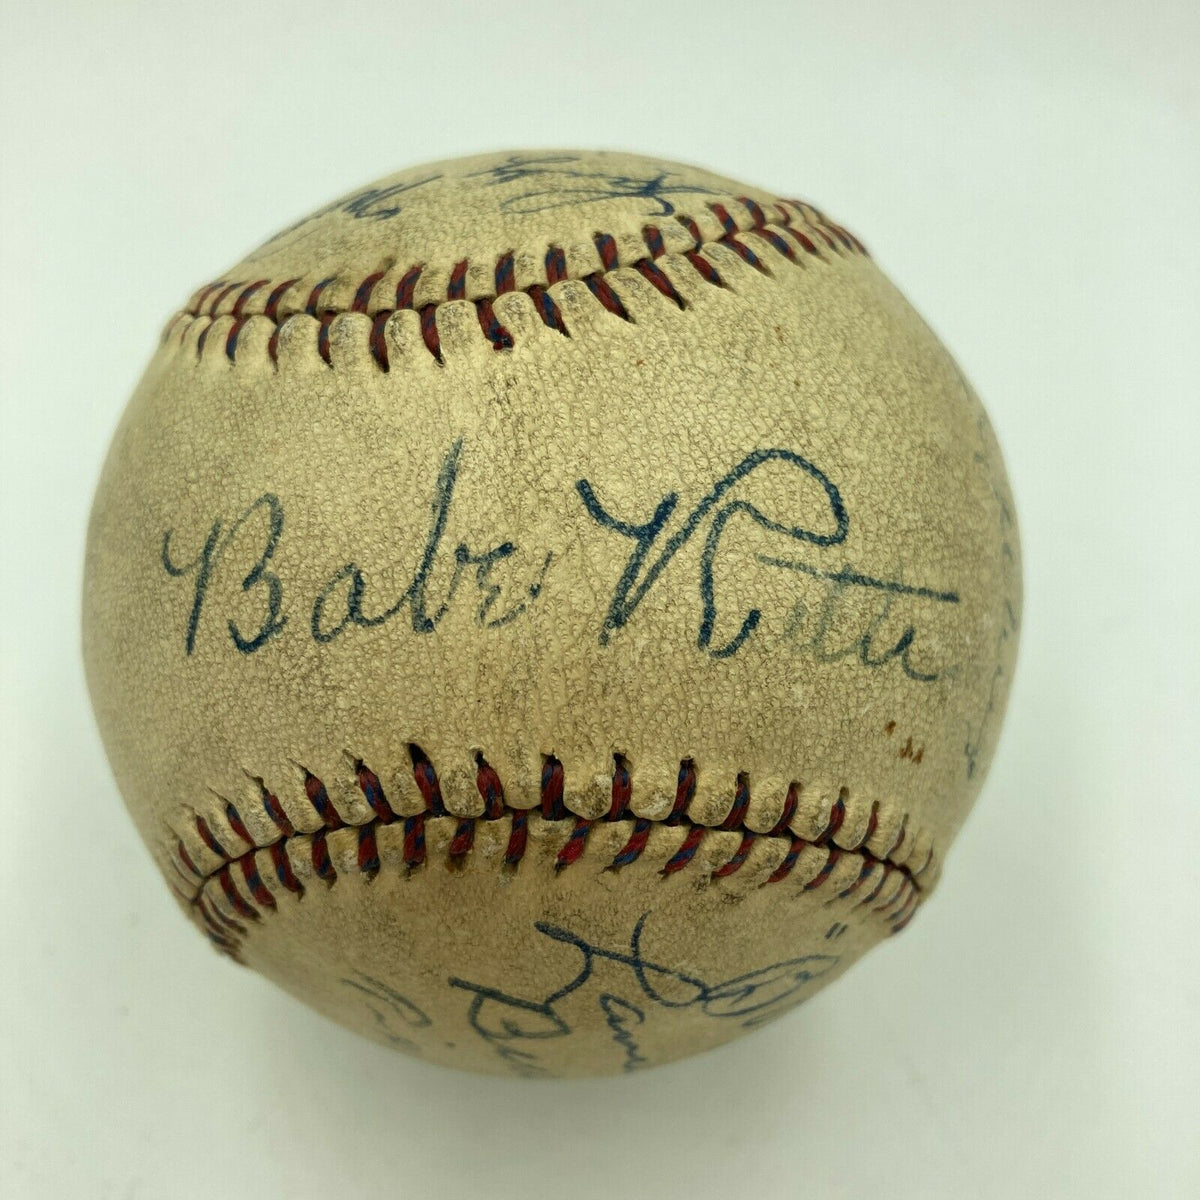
(264, 278, 299, 320)
(419, 304, 441, 362)
(232, 280, 268, 317)
(369, 311, 390, 370)
(180, 199, 866, 366)
(447, 259, 469, 300)
(395, 265, 422, 308)
(352, 270, 385, 313)
(207, 281, 242, 317)
(183, 749, 925, 955)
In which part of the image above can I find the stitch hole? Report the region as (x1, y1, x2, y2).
(540, 755, 567, 819)
(609, 754, 632, 821)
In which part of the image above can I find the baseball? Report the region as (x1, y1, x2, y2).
(83, 149, 1020, 1077)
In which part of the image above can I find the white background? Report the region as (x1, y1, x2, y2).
(2, 3, 1197, 1197)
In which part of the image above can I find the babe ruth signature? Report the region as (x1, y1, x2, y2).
(159, 436, 958, 679)
(341, 913, 840, 1077)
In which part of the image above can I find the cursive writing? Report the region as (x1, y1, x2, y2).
(311, 438, 552, 644)
(448, 913, 838, 1077)
(162, 493, 287, 656)
(465, 152, 721, 216)
(577, 447, 959, 671)
(160, 438, 958, 680)
(160, 439, 550, 656)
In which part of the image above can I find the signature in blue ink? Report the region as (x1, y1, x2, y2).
(598, 993, 648, 1073)
(577, 447, 960, 673)
(449, 913, 838, 1077)
(775, 560, 960, 683)
(311, 438, 552, 644)
(162, 493, 288, 656)
(466, 152, 720, 217)
(161, 439, 551, 656)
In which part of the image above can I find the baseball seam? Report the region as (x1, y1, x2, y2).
(164, 197, 868, 367)
(169, 749, 929, 958)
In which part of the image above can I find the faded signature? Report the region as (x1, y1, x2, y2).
(341, 971, 433, 1056)
(465, 152, 721, 216)
(246, 152, 720, 261)
(248, 173, 444, 258)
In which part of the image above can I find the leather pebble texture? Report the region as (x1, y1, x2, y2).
(83, 149, 1021, 1077)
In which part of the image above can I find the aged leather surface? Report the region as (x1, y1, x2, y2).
(83, 150, 1020, 1076)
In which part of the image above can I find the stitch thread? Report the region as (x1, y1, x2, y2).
(169, 198, 867, 367)
(177, 748, 926, 956)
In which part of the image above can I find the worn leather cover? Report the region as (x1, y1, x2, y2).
(83, 150, 1020, 1076)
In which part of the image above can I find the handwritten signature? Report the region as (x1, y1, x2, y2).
(160, 437, 958, 681)
(447, 914, 840, 1076)
(577, 447, 960, 674)
(161, 438, 551, 656)
(465, 152, 721, 217)
(248, 152, 721, 260)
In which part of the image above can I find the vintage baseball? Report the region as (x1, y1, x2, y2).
(83, 150, 1020, 1077)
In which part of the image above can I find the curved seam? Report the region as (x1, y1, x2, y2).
(169, 751, 930, 956)
(165, 199, 869, 368)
